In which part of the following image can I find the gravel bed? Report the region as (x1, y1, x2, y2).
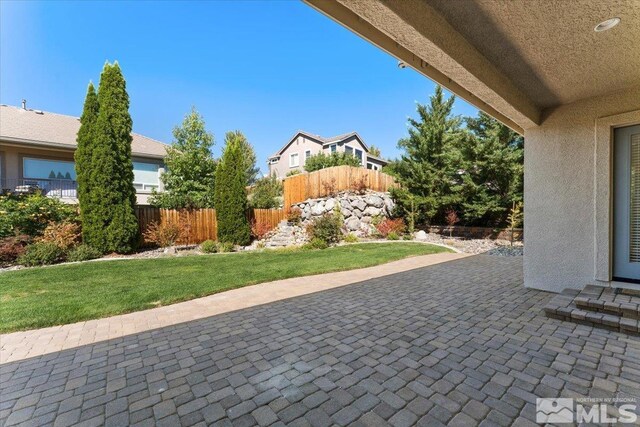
(415, 232, 523, 256)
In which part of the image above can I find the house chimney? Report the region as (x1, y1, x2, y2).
(21, 99, 26, 110)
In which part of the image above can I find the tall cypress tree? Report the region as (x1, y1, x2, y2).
(214, 132, 251, 245)
(84, 61, 139, 253)
(75, 82, 99, 243)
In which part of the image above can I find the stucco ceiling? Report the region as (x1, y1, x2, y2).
(425, 0, 640, 109)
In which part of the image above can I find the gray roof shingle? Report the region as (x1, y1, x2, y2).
(0, 105, 168, 158)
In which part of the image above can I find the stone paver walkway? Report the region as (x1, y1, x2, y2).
(0, 252, 467, 363)
(1, 255, 639, 427)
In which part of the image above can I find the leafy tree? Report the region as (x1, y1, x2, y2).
(250, 174, 283, 209)
(81, 62, 139, 253)
(391, 85, 466, 224)
(304, 152, 361, 172)
(368, 145, 382, 158)
(214, 133, 251, 245)
(458, 112, 524, 225)
(225, 130, 260, 185)
(150, 107, 217, 209)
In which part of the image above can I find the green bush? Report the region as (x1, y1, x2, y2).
(67, 244, 102, 262)
(303, 238, 329, 250)
(0, 194, 77, 238)
(217, 241, 234, 253)
(200, 240, 218, 253)
(304, 152, 361, 172)
(305, 211, 343, 245)
(387, 232, 400, 240)
(402, 234, 412, 240)
(250, 175, 282, 209)
(18, 242, 66, 266)
(344, 233, 359, 243)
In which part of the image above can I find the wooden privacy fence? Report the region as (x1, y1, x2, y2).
(283, 165, 398, 209)
(135, 207, 286, 246)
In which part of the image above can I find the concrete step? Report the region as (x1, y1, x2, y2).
(573, 285, 640, 319)
(544, 287, 640, 336)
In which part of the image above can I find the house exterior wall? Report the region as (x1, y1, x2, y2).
(0, 142, 164, 205)
(268, 135, 372, 177)
(523, 86, 640, 292)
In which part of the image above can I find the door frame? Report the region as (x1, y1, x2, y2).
(595, 110, 640, 284)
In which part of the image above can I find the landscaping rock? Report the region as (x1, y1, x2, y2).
(415, 230, 428, 241)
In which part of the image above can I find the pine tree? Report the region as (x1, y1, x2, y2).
(150, 107, 217, 208)
(83, 62, 139, 253)
(391, 85, 465, 224)
(225, 131, 260, 185)
(214, 132, 251, 245)
(459, 112, 524, 225)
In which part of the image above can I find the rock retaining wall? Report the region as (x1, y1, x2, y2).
(293, 191, 395, 236)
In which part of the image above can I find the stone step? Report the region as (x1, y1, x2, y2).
(573, 285, 640, 319)
(544, 287, 640, 336)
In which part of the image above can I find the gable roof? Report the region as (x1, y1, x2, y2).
(0, 105, 168, 158)
(269, 130, 369, 159)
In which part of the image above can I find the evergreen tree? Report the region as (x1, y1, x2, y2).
(458, 112, 523, 225)
(368, 145, 382, 158)
(391, 85, 465, 224)
(214, 133, 251, 245)
(224, 131, 260, 185)
(75, 82, 99, 243)
(150, 107, 217, 208)
(83, 62, 139, 253)
(250, 174, 283, 209)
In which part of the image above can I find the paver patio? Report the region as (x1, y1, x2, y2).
(1, 255, 639, 426)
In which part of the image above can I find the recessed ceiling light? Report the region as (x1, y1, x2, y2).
(594, 17, 620, 32)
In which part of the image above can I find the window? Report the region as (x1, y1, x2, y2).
(345, 146, 353, 155)
(305, 150, 311, 160)
(269, 157, 279, 165)
(133, 161, 160, 191)
(329, 144, 337, 153)
(355, 149, 363, 163)
(367, 162, 379, 171)
(289, 153, 299, 168)
(23, 157, 76, 180)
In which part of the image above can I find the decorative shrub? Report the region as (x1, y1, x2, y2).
(387, 232, 400, 240)
(344, 233, 359, 243)
(350, 176, 369, 195)
(143, 216, 191, 248)
(250, 175, 282, 209)
(18, 242, 65, 266)
(306, 211, 343, 244)
(303, 238, 329, 250)
(375, 218, 406, 238)
(38, 221, 81, 250)
(287, 207, 302, 225)
(217, 241, 234, 253)
(286, 169, 301, 177)
(200, 240, 218, 253)
(303, 152, 361, 172)
(0, 234, 31, 267)
(0, 194, 77, 238)
(67, 244, 102, 262)
(251, 219, 272, 240)
(321, 178, 337, 197)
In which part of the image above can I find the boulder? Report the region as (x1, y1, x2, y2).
(415, 230, 428, 240)
(366, 195, 384, 208)
(325, 198, 336, 212)
(346, 217, 360, 231)
(354, 199, 367, 211)
(311, 203, 325, 216)
(363, 206, 381, 217)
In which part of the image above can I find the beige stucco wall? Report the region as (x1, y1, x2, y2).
(524, 86, 640, 292)
(0, 142, 162, 205)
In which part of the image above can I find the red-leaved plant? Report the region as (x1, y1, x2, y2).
(445, 209, 460, 237)
(375, 218, 406, 238)
(251, 219, 272, 240)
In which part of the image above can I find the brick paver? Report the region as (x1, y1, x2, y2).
(1, 255, 639, 426)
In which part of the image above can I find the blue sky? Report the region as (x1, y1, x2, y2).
(0, 0, 478, 173)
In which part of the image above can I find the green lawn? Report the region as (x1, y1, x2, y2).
(0, 243, 450, 333)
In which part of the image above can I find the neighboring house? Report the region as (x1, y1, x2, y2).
(306, 0, 640, 292)
(0, 103, 168, 205)
(267, 131, 387, 178)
